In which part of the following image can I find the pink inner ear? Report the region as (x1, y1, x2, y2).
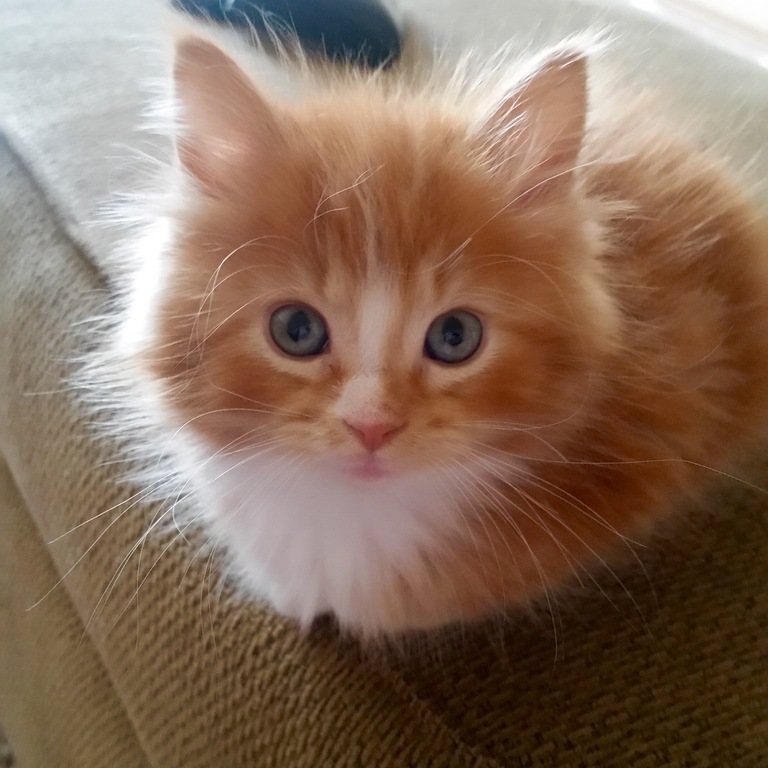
(483, 51, 587, 196)
(173, 36, 280, 195)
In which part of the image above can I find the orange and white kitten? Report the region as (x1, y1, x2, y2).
(119, 34, 768, 636)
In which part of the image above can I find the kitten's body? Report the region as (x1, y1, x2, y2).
(115, 35, 768, 635)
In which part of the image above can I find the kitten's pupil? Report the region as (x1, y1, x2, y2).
(287, 310, 311, 342)
(442, 316, 464, 347)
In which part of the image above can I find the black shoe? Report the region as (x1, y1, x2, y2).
(172, 0, 402, 68)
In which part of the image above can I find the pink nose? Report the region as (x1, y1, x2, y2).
(344, 419, 403, 453)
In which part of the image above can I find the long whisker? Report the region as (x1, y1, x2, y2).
(450, 456, 563, 654)
(91, 438, 294, 636)
(460, 446, 652, 631)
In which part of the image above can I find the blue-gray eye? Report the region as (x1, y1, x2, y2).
(269, 305, 329, 357)
(425, 310, 483, 364)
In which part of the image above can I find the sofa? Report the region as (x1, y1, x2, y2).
(1, 0, 767, 765)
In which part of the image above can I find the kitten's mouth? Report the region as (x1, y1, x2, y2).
(342, 455, 392, 481)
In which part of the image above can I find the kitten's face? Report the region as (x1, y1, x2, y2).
(139, 38, 619, 632)
(155, 121, 609, 480)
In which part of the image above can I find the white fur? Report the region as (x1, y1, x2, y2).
(118, 218, 173, 357)
(197, 449, 465, 632)
(358, 282, 397, 370)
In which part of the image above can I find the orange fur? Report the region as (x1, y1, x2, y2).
(136, 36, 768, 634)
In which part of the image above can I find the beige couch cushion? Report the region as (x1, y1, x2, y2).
(1, 0, 767, 765)
(0, 137, 149, 767)
(0, 455, 148, 768)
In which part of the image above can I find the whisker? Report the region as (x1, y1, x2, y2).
(460, 446, 653, 631)
(451, 456, 564, 654)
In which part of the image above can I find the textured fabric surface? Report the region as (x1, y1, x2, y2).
(0, 457, 148, 768)
(0, 140, 150, 768)
(1, 0, 768, 766)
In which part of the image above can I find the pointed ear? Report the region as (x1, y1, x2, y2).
(482, 50, 587, 198)
(173, 36, 280, 196)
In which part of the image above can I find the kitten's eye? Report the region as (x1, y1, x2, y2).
(424, 310, 483, 364)
(269, 304, 329, 357)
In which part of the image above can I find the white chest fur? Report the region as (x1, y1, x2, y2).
(196, 449, 464, 629)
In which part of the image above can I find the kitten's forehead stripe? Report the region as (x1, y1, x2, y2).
(358, 282, 397, 371)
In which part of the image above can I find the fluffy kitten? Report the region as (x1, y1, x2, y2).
(118, 34, 768, 636)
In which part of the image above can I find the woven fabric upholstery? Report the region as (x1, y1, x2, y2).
(0, 140, 149, 768)
(1, 0, 767, 765)
(0, 457, 149, 768)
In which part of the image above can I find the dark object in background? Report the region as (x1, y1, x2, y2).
(172, 0, 402, 67)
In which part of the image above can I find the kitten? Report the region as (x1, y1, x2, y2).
(116, 34, 768, 637)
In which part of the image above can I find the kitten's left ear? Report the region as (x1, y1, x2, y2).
(482, 49, 587, 199)
(173, 36, 281, 196)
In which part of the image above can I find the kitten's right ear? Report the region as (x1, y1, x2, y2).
(173, 36, 280, 196)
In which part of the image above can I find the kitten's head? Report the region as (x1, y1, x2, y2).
(139, 37, 619, 633)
